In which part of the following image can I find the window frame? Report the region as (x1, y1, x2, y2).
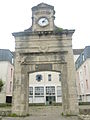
(48, 74, 51, 81)
(35, 87, 44, 96)
(29, 87, 33, 96)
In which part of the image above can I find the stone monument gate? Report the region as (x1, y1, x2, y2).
(12, 3, 79, 116)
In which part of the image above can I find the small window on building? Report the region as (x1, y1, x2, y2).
(59, 73, 61, 81)
(81, 83, 83, 88)
(29, 87, 33, 96)
(35, 87, 44, 96)
(10, 81, 12, 92)
(36, 75, 42, 82)
(48, 74, 51, 81)
(57, 86, 62, 96)
(12, 58, 14, 64)
(86, 80, 88, 89)
(84, 65, 86, 75)
(11, 68, 13, 78)
(79, 83, 81, 92)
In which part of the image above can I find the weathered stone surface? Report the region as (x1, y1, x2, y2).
(0, 111, 11, 116)
(79, 109, 90, 115)
(78, 115, 90, 120)
(0, 116, 2, 120)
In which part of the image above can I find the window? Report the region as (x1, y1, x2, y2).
(10, 81, 12, 92)
(46, 86, 55, 95)
(81, 83, 83, 88)
(36, 75, 42, 82)
(29, 87, 33, 95)
(48, 74, 51, 81)
(12, 58, 14, 64)
(86, 80, 88, 89)
(11, 68, 13, 78)
(57, 86, 62, 96)
(59, 73, 61, 81)
(84, 65, 86, 75)
(79, 83, 81, 92)
(35, 87, 44, 96)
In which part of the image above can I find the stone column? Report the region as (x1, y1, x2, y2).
(54, 53, 79, 115)
(64, 49, 79, 115)
(0, 116, 2, 120)
(12, 54, 29, 116)
(61, 63, 70, 115)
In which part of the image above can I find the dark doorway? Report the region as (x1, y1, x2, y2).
(46, 96, 55, 105)
(6, 96, 12, 103)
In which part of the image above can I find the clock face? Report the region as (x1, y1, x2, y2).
(38, 17, 49, 27)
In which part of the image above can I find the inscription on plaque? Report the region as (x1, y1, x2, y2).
(35, 64, 52, 71)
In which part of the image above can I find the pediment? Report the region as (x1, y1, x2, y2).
(38, 3, 52, 7)
(32, 2, 54, 11)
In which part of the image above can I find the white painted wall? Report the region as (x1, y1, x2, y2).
(0, 61, 14, 103)
(29, 71, 61, 85)
(6, 63, 14, 96)
(76, 58, 90, 102)
(29, 71, 62, 104)
(0, 61, 8, 103)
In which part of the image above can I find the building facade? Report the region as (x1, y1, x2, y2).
(75, 46, 90, 102)
(0, 49, 14, 103)
(29, 71, 62, 104)
(0, 49, 81, 104)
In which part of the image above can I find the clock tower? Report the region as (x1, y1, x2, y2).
(12, 3, 79, 116)
(32, 3, 55, 32)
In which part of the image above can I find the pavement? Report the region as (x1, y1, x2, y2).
(0, 106, 80, 120)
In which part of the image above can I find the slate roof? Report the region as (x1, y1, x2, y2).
(75, 46, 90, 69)
(0, 49, 13, 64)
(73, 49, 84, 55)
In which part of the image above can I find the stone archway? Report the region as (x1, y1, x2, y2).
(12, 51, 79, 116)
(12, 2, 79, 116)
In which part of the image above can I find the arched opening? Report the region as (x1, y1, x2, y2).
(29, 71, 62, 105)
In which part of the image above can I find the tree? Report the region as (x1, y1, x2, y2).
(0, 79, 4, 92)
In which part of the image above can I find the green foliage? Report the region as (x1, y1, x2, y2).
(0, 103, 11, 107)
(29, 103, 45, 106)
(8, 113, 18, 117)
(66, 114, 72, 116)
(61, 112, 64, 116)
(29, 103, 62, 106)
(79, 102, 90, 105)
(57, 27, 63, 32)
(55, 27, 63, 33)
(0, 79, 4, 92)
(8, 113, 30, 117)
(61, 112, 77, 116)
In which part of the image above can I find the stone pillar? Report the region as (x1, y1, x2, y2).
(62, 49, 79, 115)
(12, 54, 29, 116)
(0, 116, 2, 120)
(61, 63, 70, 115)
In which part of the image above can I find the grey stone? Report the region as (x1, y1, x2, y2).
(78, 115, 90, 120)
(0, 116, 2, 120)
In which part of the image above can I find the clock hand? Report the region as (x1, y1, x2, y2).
(42, 20, 45, 23)
(42, 18, 47, 23)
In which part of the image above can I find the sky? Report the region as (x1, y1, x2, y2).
(0, 0, 90, 51)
